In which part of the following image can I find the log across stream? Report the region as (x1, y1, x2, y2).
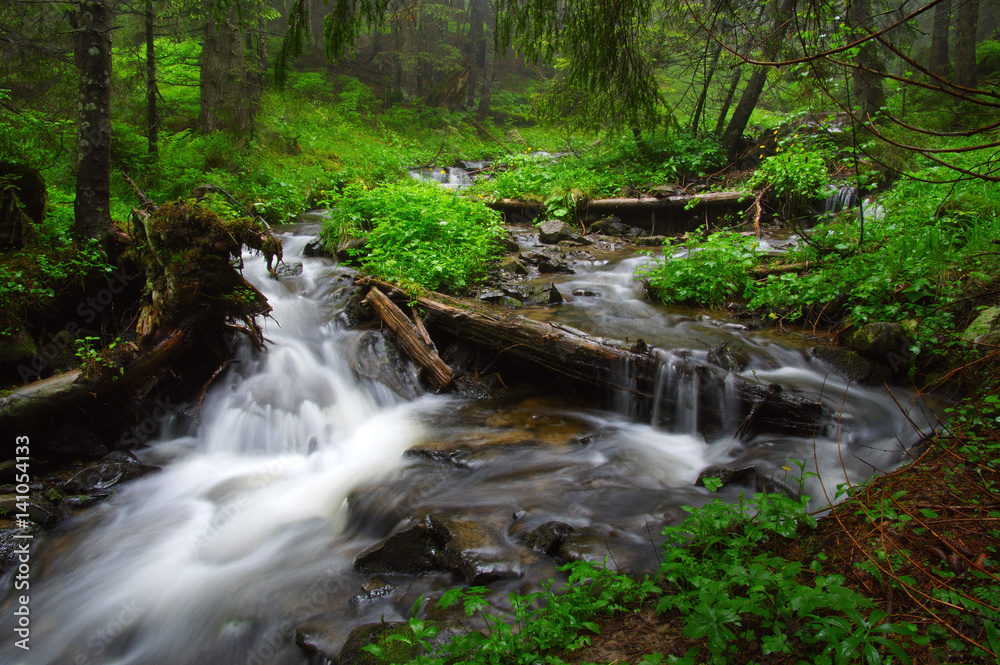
(0, 227, 936, 665)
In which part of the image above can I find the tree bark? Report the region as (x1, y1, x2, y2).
(720, 0, 795, 154)
(199, 1, 254, 134)
(954, 0, 980, 89)
(146, 0, 158, 157)
(358, 279, 826, 440)
(848, 0, 886, 122)
(930, 0, 952, 77)
(476, 6, 495, 120)
(74, 0, 115, 244)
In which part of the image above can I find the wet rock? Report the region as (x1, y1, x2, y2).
(498, 256, 529, 275)
(498, 235, 521, 253)
(0, 522, 40, 575)
(339, 622, 416, 665)
(706, 342, 750, 373)
(0, 493, 63, 526)
(350, 578, 399, 609)
(522, 252, 575, 275)
(590, 216, 628, 236)
(274, 261, 304, 278)
(848, 322, 913, 365)
(62, 451, 156, 497)
(633, 236, 667, 247)
(810, 346, 891, 386)
(696, 465, 761, 489)
(299, 209, 332, 225)
(572, 289, 599, 297)
(538, 220, 591, 246)
(529, 283, 564, 306)
(428, 514, 525, 585)
(354, 521, 442, 577)
(294, 615, 353, 662)
(523, 521, 573, 556)
(302, 238, 334, 259)
(345, 332, 421, 400)
(557, 526, 659, 574)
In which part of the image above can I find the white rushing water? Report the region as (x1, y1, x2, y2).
(0, 230, 935, 665)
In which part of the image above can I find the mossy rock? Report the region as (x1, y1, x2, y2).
(0, 327, 37, 364)
(339, 622, 416, 665)
(962, 306, 1000, 342)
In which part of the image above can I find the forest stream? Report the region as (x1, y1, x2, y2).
(0, 224, 938, 665)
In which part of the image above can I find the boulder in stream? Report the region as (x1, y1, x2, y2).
(847, 322, 913, 367)
(538, 220, 591, 246)
(339, 621, 417, 665)
(810, 345, 891, 386)
(61, 450, 157, 497)
(354, 520, 442, 577)
(523, 521, 573, 556)
(428, 513, 527, 585)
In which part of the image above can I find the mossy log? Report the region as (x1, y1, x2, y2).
(0, 330, 186, 423)
(357, 278, 826, 439)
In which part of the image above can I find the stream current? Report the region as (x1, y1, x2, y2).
(0, 225, 936, 665)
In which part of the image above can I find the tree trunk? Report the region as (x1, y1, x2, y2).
(476, 7, 494, 120)
(954, 0, 980, 89)
(720, 0, 795, 153)
(692, 41, 723, 134)
(714, 67, 742, 136)
(146, 0, 158, 157)
(199, 1, 254, 134)
(74, 0, 115, 245)
(848, 0, 885, 122)
(930, 0, 952, 76)
(465, 0, 484, 108)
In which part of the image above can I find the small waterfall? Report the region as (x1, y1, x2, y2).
(408, 166, 472, 191)
(822, 185, 860, 215)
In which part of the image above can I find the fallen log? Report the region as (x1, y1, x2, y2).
(490, 191, 748, 234)
(363, 287, 453, 390)
(0, 330, 187, 423)
(357, 278, 826, 439)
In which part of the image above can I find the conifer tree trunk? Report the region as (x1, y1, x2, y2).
(146, 0, 158, 156)
(476, 7, 494, 119)
(199, 1, 254, 134)
(930, 0, 952, 76)
(848, 0, 885, 122)
(954, 0, 980, 88)
(74, 0, 115, 244)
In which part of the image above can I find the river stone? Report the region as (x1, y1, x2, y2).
(302, 238, 334, 259)
(62, 451, 156, 496)
(634, 236, 668, 247)
(848, 322, 913, 365)
(427, 513, 526, 585)
(499, 255, 529, 275)
(696, 464, 761, 489)
(0, 494, 63, 526)
(354, 521, 441, 577)
(557, 526, 660, 574)
(339, 622, 416, 665)
(523, 521, 573, 556)
(810, 345, 891, 386)
(274, 261, 304, 278)
(0, 522, 40, 576)
(589, 216, 628, 236)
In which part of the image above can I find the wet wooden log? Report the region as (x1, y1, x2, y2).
(357, 278, 825, 439)
(363, 287, 453, 390)
(0, 330, 187, 423)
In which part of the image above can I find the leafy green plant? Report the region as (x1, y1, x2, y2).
(637, 231, 759, 307)
(373, 559, 659, 665)
(657, 483, 916, 664)
(322, 180, 504, 292)
(747, 142, 830, 203)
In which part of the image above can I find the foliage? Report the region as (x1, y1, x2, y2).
(322, 181, 504, 292)
(637, 232, 759, 307)
(472, 131, 723, 207)
(658, 480, 915, 664)
(366, 559, 659, 665)
(746, 142, 830, 202)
